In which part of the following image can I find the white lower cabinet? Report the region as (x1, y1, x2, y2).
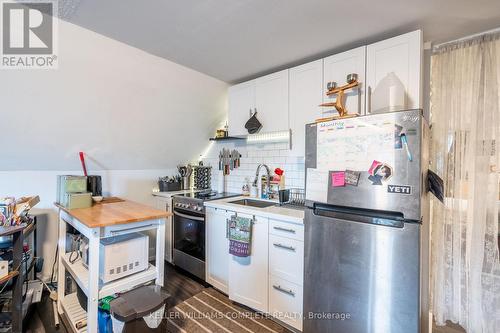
(228, 213, 269, 313)
(213, 211, 305, 331)
(268, 218, 304, 331)
(269, 234, 304, 285)
(206, 207, 233, 294)
(269, 275, 304, 331)
(154, 196, 173, 263)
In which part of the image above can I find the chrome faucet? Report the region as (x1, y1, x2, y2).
(253, 164, 271, 197)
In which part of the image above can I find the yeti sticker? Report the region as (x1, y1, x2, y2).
(387, 185, 412, 195)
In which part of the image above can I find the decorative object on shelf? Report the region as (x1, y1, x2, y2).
(193, 165, 212, 190)
(218, 148, 241, 176)
(215, 121, 229, 139)
(318, 73, 360, 121)
(245, 108, 262, 134)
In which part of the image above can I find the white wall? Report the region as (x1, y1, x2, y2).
(0, 18, 228, 280)
(0, 169, 176, 280)
(0, 18, 228, 171)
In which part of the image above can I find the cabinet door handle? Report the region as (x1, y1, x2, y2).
(273, 226, 296, 234)
(273, 243, 296, 251)
(226, 219, 230, 239)
(367, 85, 372, 114)
(273, 285, 295, 297)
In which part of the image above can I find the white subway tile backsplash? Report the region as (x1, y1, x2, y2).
(204, 140, 305, 193)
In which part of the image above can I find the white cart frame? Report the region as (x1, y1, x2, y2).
(56, 209, 165, 333)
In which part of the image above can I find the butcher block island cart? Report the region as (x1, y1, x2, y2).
(55, 199, 169, 333)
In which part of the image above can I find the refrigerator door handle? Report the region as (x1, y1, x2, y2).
(313, 205, 407, 228)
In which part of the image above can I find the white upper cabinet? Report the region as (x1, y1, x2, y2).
(255, 69, 289, 133)
(289, 60, 324, 157)
(366, 30, 422, 114)
(228, 80, 255, 136)
(323, 46, 366, 116)
(228, 30, 422, 137)
(228, 70, 289, 136)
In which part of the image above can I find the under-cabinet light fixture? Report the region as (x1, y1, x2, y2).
(246, 130, 291, 146)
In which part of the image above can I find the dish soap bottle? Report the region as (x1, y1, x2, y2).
(242, 178, 250, 196)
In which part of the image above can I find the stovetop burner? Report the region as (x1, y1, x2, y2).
(172, 191, 240, 215)
(179, 191, 240, 201)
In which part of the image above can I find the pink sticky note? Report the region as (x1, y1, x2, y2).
(332, 172, 345, 187)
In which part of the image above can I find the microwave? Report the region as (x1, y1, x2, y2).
(81, 232, 149, 283)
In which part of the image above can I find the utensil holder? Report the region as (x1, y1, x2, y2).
(158, 181, 181, 192)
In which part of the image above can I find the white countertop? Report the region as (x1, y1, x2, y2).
(204, 196, 305, 224)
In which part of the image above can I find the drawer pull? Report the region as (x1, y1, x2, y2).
(273, 284, 295, 297)
(273, 226, 296, 233)
(273, 243, 296, 251)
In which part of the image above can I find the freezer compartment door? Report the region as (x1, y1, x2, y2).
(303, 208, 420, 333)
(305, 109, 428, 221)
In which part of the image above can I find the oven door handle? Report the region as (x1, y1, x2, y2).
(174, 211, 205, 221)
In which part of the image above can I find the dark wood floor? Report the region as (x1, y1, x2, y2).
(26, 263, 206, 333)
(26, 263, 466, 333)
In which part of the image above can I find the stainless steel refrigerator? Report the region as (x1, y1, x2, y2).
(303, 109, 430, 333)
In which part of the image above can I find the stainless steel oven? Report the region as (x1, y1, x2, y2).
(172, 196, 206, 280)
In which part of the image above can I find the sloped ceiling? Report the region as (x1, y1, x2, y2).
(0, 18, 227, 171)
(64, 0, 500, 83)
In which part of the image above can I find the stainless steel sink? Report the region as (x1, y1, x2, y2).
(228, 199, 276, 208)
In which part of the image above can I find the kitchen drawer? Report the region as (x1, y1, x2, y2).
(269, 219, 304, 241)
(269, 275, 303, 331)
(269, 234, 304, 285)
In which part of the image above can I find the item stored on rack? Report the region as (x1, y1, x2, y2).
(218, 148, 241, 176)
(87, 232, 149, 283)
(193, 165, 212, 190)
(289, 188, 305, 206)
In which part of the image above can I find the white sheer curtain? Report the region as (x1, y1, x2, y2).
(430, 33, 500, 332)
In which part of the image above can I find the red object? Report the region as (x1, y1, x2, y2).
(274, 168, 284, 176)
(79, 152, 88, 176)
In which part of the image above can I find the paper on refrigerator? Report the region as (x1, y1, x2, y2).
(305, 168, 328, 203)
(315, 117, 395, 172)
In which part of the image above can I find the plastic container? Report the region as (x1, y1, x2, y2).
(109, 285, 169, 333)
